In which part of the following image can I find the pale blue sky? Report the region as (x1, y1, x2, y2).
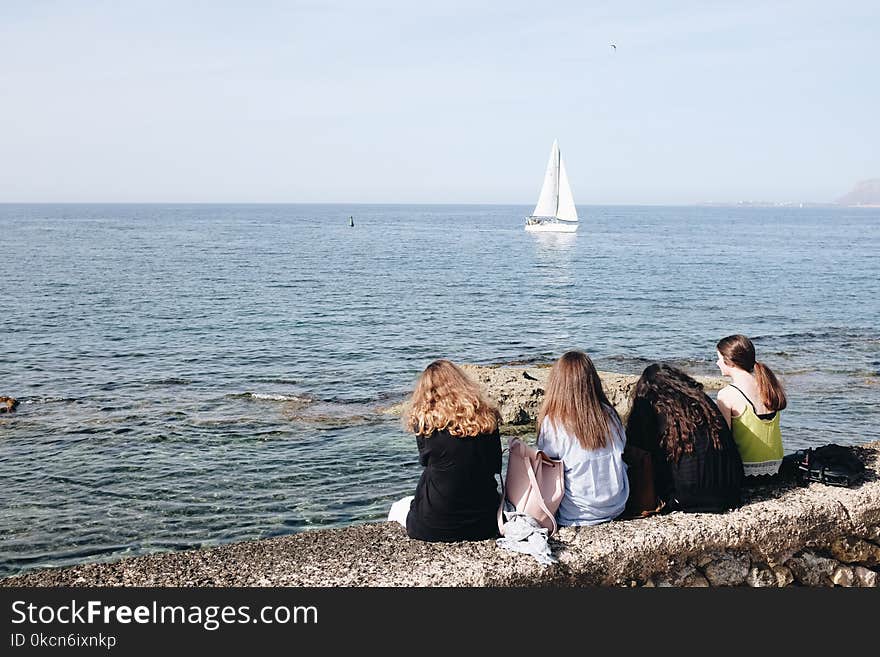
(1, 1, 877, 203)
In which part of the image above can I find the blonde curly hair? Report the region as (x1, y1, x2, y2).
(405, 360, 500, 437)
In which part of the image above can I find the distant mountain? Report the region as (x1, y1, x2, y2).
(837, 179, 880, 206)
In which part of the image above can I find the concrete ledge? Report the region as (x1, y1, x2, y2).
(4, 443, 879, 588)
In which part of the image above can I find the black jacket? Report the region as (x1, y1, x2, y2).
(406, 429, 502, 542)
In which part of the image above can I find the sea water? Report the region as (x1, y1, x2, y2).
(1, 203, 878, 576)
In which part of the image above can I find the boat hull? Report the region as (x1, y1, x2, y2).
(524, 221, 578, 233)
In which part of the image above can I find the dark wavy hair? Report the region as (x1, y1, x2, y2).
(626, 364, 725, 463)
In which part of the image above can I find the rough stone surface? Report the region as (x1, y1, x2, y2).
(703, 553, 750, 586)
(681, 572, 710, 587)
(745, 564, 778, 588)
(772, 565, 795, 587)
(858, 526, 880, 544)
(787, 551, 837, 587)
(653, 564, 706, 587)
(2, 441, 877, 588)
(853, 566, 878, 588)
(828, 536, 880, 566)
(831, 565, 854, 587)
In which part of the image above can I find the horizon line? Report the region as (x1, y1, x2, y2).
(0, 200, 842, 207)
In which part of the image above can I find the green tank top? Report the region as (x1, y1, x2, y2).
(728, 385, 783, 476)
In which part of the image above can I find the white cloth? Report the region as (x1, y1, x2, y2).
(496, 503, 558, 565)
(536, 408, 629, 526)
(387, 495, 414, 528)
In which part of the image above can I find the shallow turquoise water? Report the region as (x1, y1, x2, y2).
(1, 203, 878, 576)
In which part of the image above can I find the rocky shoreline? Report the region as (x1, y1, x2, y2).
(381, 364, 728, 432)
(3, 442, 878, 587)
(3, 366, 878, 587)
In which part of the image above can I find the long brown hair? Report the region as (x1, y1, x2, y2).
(716, 334, 787, 411)
(538, 351, 616, 450)
(405, 359, 500, 437)
(627, 364, 726, 463)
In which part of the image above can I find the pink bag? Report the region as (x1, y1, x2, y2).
(498, 437, 565, 536)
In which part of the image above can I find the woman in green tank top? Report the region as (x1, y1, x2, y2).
(715, 335, 787, 477)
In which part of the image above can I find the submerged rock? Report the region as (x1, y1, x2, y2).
(0, 396, 19, 413)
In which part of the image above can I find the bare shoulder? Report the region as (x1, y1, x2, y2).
(716, 385, 736, 402)
(717, 385, 745, 414)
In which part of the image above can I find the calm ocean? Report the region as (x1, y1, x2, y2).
(1, 203, 878, 576)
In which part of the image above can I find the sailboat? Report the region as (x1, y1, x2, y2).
(525, 139, 579, 233)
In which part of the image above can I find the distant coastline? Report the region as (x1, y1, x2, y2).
(696, 201, 880, 208)
(696, 201, 834, 208)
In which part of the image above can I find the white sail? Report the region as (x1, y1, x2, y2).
(556, 157, 578, 222)
(531, 140, 559, 217)
(525, 139, 581, 233)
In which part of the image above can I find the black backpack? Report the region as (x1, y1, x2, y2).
(781, 444, 865, 487)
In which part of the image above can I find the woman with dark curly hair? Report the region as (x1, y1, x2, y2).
(625, 364, 743, 513)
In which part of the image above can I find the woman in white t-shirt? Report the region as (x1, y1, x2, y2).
(537, 351, 629, 526)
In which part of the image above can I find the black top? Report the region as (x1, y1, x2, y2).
(406, 429, 502, 542)
(626, 395, 744, 513)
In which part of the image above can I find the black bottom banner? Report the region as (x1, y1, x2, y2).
(1, 587, 875, 653)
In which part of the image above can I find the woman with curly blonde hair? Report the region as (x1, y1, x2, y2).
(387, 359, 502, 542)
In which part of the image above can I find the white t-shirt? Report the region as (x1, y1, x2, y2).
(536, 408, 629, 526)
